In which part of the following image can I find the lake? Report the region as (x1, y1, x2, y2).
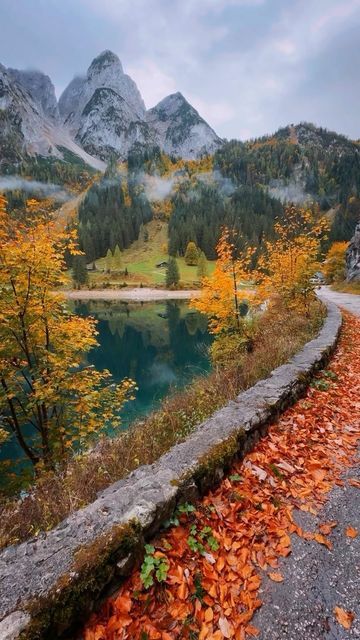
(0, 300, 212, 478)
(73, 299, 212, 426)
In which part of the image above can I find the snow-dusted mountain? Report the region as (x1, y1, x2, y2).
(7, 68, 59, 122)
(58, 51, 221, 160)
(0, 64, 105, 170)
(0, 50, 222, 167)
(147, 92, 222, 158)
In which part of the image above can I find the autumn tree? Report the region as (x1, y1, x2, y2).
(258, 205, 329, 312)
(166, 257, 180, 287)
(184, 242, 199, 266)
(323, 241, 348, 283)
(192, 228, 255, 335)
(0, 196, 135, 473)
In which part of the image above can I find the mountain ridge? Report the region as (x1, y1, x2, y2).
(1, 50, 222, 166)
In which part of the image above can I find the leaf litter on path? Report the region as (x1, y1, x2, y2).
(84, 312, 360, 639)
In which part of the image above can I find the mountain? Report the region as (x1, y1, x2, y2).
(7, 68, 59, 121)
(0, 63, 105, 171)
(215, 122, 360, 206)
(0, 50, 222, 168)
(59, 51, 220, 161)
(57, 51, 152, 161)
(146, 92, 222, 158)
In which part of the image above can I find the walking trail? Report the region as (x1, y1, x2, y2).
(84, 290, 360, 640)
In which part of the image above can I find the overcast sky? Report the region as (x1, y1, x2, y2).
(0, 0, 359, 140)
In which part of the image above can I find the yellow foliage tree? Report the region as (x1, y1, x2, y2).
(257, 205, 328, 312)
(191, 227, 255, 335)
(0, 196, 135, 472)
(323, 241, 348, 283)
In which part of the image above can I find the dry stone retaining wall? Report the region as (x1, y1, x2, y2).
(0, 301, 342, 640)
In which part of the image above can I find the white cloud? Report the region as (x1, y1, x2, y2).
(127, 60, 177, 108)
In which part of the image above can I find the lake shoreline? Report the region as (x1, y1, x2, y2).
(63, 287, 199, 301)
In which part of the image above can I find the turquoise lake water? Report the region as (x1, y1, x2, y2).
(0, 300, 212, 476)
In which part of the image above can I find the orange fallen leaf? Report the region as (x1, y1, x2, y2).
(334, 606, 355, 629)
(268, 572, 284, 582)
(345, 526, 358, 538)
(319, 521, 337, 535)
(204, 607, 214, 623)
(314, 533, 333, 550)
(245, 624, 260, 637)
(348, 478, 360, 488)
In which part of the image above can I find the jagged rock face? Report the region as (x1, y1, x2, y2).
(147, 92, 222, 159)
(59, 50, 146, 154)
(0, 63, 57, 162)
(58, 75, 86, 121)
(58, 50, 149, 160)
(75, 87, 154, 160)
(7, 69, 59, 121)
(346, 222, 360, 282)
(0, 64, 105, 170)
(1, 51, 222, 164)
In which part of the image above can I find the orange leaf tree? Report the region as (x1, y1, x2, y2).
(0, 196, 135, 472)
(191, 227, 255, 337)
(323, 241, 348, 283)
(258, 204, 329, 313)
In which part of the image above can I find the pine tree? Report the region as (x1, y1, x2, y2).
(72, 255, 89, 288)
(197, 251, 208, 279)
(105, 248, 113, 273)
(184, 241, 199, 265)
(166, 257, 180, 287)
(113, 244, 122, 271)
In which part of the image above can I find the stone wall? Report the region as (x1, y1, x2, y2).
(0, 302, 342, 640)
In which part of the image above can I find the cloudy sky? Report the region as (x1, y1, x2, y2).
(0, 0, 359, 140)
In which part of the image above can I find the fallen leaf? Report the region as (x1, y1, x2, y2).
(314, 533, 333, 550)
(334, 606, 355, 629)
(268, 572, 284, 582)
(345, 526, 358, 538)
(219, 616, 233, 638)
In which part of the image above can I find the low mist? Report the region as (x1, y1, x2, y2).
(0, 177, 72, 202)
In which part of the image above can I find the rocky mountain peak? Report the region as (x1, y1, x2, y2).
(146, 92, 222, 158)
(7, 68, 59, 122)
(87, 50, 124, 78)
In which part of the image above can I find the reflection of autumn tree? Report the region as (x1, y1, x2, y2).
(0, 196, 135, 473)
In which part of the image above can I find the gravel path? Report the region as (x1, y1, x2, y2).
(253, 288, 360, 639)
(63, 287, 198, 301)
(253, 464, 360, 639)
(318, 286, 360, 317)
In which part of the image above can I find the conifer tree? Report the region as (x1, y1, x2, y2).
(113, 244, 122, 271)
(185, 241, 199, 265)
(166, 257, 180, 287)
(197, 251, 208, 279)
(105, 248, 113, 273)
(72, 255, 89, 288)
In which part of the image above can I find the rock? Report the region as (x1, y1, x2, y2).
(0, 64, 105, 170)
(59, 50, 149, 159)
(146, 92, 222, 159)
(8, 68, 59, 121)
(58, 53, 222, 160)
(346, 222, 360, 282)
(0, 611, 30, 640)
